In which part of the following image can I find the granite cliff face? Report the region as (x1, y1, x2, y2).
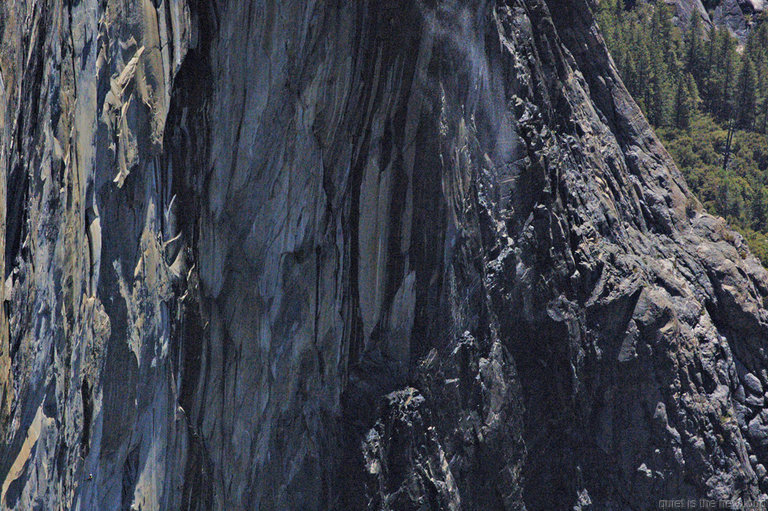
(3, 0, 768, 509)
(655, 0, 765, 41)
(661, 0, 712, 25)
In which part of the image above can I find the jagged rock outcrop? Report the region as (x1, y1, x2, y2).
(658, 0, 764, 40)
(714, 0, 753, 40)
(3, 0, 768, 509)
(663, 0, 713, 26)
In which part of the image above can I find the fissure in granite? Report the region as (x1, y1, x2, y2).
(2, 0, 768, 509)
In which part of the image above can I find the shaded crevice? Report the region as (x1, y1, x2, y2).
(337, 3, 429, 508)
(80, 380, 92, 458)
(120, 446, 139, 511)
(4, 3, 50, 279)
(160, 0, 217, 508)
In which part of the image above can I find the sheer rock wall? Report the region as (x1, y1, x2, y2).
(2, 0, 768, 509)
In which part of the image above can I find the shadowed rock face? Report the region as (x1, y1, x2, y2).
(714, 0, 752, 40)
(2, 0, 768, 509)
(664, 0, 713, 25)
(659, 0, 764, 41)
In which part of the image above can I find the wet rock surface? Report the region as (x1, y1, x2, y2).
(2, 0, 768, 509)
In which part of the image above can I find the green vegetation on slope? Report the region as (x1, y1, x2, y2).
(596, 0, 768, 264)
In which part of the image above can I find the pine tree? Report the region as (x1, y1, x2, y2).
(710, 29, 738, 120)
(647, 49, 669, 125)
(701, 23, 718, 104)
(706, 23, 717, 73)
(746, 20, 768, 65)
(674, 73, 700, 130)
(751, 186, 768, 232)
(652, 4, 676, 64)
(759, 96, 768, 133)
(632, 23, 652, 104)
(686, 15, 703, 80)
(736, 58, 758, 129)
(615, 0, 624, 18)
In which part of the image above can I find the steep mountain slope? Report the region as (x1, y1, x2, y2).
(2, 0, 768, 509)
